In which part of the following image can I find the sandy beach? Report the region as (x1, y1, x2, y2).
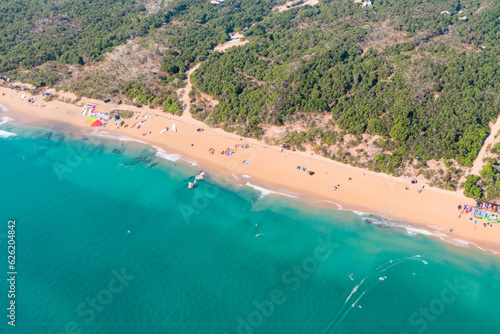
(1, 85, 500, 255)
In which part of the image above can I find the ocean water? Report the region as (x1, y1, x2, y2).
(1, 119, 500, 334)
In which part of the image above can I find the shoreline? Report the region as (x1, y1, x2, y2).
(2, 87, 500, 255)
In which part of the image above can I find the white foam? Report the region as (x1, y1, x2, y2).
(0, 116, 14, 125)
(0, 130, 17, 138)
(405, 227, 435, 237)
(92, 131, 146, 144)
(153, 146, 197, 165)
(449, 238, 488, 252)
(242, 174, 251, 179)
(317, 199, 341, 208)
(352, 210, 367, 217)
(154, 146, 181, 162)
(246, 182, 296, 199)
(352, 211, 500, 255)
(353, 211, 443, 237)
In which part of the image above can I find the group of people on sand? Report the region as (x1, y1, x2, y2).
(453, 202, 499, 233)
(210, 142, 251, 157)
(132, 113, 150, 130)
(296, 165, 315, 176)
(20, 95, 36, 104)
(294, 166, 355, 189)
(18, 93, 45, 108)
(404, 179, 425, 193)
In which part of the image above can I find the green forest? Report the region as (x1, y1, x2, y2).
(0, 0, 170, 71)
(192, 0, 500, 171)
(2, 0, 500, 189)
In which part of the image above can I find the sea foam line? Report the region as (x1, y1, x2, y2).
(93, 132, 197, 165)
(153, 146, 198, 166)
(0, 116, 14, 126)
(0, 103, 8, 113)
(154, 146, 181, 162)
(352, 211, 440, 237)
(245, 182, 296, 199)
(0, 130, 17, 138)
(353, 211, 500, 254)
(92, 130, 147, 144)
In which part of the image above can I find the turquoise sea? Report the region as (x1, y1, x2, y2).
(1, 115, 500, 334)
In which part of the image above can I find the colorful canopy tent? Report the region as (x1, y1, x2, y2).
(85, 117, 98, 125)
(91, 119, 103, 127)
(84, 117, 103, 127)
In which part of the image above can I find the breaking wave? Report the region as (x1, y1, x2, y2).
(245, 182, 297, 199)
(0, 116, 14, 125)
(0, 130, 17, 138)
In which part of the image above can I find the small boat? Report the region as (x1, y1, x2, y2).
(188, 180, 197, 189)
(195, 171, 206, 180)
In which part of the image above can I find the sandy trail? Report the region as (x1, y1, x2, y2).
(178, 32, 248, 123)
(471, 114, 500, 175)
(178, 63, 201, 124)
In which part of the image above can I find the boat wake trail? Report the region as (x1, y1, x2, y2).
(321, 255, 425, 334)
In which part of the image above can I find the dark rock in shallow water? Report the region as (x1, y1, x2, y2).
(112, 148, 122, 154)
(127, 156, 143, 166)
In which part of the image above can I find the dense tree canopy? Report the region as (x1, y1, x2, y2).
(190, 0, 500, 167)
(0, 0, 168, 71)
(2, 0, 500, 174)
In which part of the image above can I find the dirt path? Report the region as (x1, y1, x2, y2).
(179, 0, 317, 119)
(178, 6, 307, 119)
(471, 114, 500, 175)
(177, 63, 201, 123)
(178, 32, 249, 121)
